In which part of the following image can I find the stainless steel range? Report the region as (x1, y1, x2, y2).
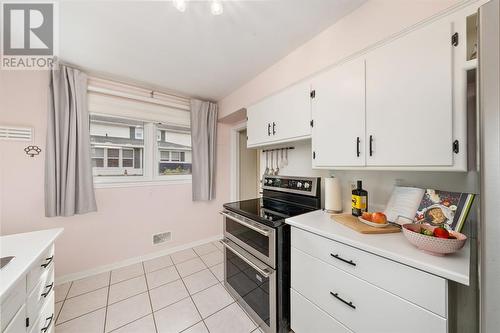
(221, 175, 321, 333)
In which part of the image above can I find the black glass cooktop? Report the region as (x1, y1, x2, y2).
(223, 197, 317, 227)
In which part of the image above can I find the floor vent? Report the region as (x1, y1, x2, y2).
(0, 126, 33, 141)
(153, 232, 172, 245)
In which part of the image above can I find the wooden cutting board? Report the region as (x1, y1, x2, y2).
(331, 214, 401, 234)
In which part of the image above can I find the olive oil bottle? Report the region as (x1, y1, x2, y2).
(352, 180, 368, 216)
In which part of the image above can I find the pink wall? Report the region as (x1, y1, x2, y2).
(0, 70, 230, 278)
(218, 0, 462, 117)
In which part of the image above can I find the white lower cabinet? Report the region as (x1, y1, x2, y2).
(290, 227, 448, 333)
(3, 306, 26, 333)
(0, 244, 56, 333)
(291, 289, 353, 333)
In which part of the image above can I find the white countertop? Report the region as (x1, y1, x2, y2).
(0, 228, 63, 300)
(286, 210, 470, 285)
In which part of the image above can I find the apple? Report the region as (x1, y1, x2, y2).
(433, 227, 450, 239)
(362, 212, 373, 221)
(371, 212, 387, 224)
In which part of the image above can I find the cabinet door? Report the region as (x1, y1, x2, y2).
(272, 80, 312, 143)
(247, 80, 311, 148)
(366, 19, 454, 166)
(247, 98, 273, 147)
(312, 58, 366, 167)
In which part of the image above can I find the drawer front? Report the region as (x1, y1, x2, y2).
(27, 245, 54, 294)
(3, 304, 26, 333)
(1, 278, 26, 332)
(28, 293, 54, 333)
(291, 247, 447, 333)
(291, 227, 446, 316)
(27, 268, 55, 326)
(291, 289, 353, 333)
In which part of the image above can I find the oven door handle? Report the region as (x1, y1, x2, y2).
(222, 240, 272, 278)
(219, 211, 270, 237)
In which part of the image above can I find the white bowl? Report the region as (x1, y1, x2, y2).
(402, 224, 467, 256)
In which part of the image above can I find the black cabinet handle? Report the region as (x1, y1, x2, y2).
(330, 253, 356, 266)
(330, 291, 356, 309)
(267, 123, 271, 136)
(356, 137, 360, 157)
(41, 282, 54, 298)
(369, 135, 373, 156)
(272, 122, 276, 135)
(41, 314, 54, 332)
(41, 256, 53, 268)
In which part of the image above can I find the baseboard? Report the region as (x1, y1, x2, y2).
(56, 234, 223, 285)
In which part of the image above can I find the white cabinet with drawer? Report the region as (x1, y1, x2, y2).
(287, 214, 470, 333)
(291, 227, 447, 316)
(291, 246, 446, 333)
(0, 229, 62, 333)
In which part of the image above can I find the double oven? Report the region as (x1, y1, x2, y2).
(221, 175, 320, 333)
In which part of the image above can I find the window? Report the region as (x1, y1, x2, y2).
(91, 148, 104, 167)
(90, 115, 144, 177)
(157, 124, 192, 176)
(90, 115, 191, 184)
(87, 77, 192, 186)
(135, 127, 143, 140)
(122, 149, 134, 167)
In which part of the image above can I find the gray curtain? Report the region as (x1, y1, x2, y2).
(190, 99, 218, 201)
(45, 64, 97, 217)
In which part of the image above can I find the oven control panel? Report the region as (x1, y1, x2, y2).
(262, 175, 319, 196)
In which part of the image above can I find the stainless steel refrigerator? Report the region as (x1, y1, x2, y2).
(478, 0, 500, 332)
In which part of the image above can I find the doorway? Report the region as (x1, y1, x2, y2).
(231, 126, 260, 201)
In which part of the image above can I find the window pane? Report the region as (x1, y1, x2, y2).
(135, 127, 143, 140)
(122, 149, 133, 159)
(92, 148, 104, 158)
(108, 158, 119, 167)
(160, 151, 170, 161)
(108, 149, 119, 158)
(90, 115, 144, 177)
(171, 151, 180, 161)
(92, 158, 104, 167)
(122, 159, 133, 167)
(157, 124, 192, 176)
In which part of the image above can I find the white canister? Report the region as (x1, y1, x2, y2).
(324, 176, 342, 213)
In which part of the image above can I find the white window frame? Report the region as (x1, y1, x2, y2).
(92, 116, 192, 188)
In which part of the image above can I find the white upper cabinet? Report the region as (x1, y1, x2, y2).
(365, 19, 454, 167)
(247, 80, 312, 148)
(311, 58, 366, 167)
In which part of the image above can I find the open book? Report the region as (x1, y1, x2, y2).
(384, 186, 475, 232)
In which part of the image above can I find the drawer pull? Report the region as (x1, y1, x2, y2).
(41, 282, 54, 298)
(330, 291, 356, 309)
(41, 314, 54, 332)
(41, 256, 54, 268)
(330, 253, 356, 266)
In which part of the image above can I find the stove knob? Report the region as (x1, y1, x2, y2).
(304, 182, 311, 189)
(297, 182, 303, 188)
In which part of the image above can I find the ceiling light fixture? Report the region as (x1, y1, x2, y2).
(210, 0, 223, 16)
(173, 0, 187, 12)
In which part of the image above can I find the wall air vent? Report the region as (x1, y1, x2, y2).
(153, 232, 172, 245)
(0, 126, 33, 142)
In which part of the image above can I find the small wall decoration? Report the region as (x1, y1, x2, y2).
(24, 145, 42, 157)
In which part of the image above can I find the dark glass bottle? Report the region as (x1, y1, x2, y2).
(352, 180, 368, 216)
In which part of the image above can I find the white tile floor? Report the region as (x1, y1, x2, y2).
(54, 241, 264, 333)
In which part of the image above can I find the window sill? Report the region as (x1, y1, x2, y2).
(94, 176, 192, 189)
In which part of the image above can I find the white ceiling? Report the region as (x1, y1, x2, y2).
(60, 0, 366, 101)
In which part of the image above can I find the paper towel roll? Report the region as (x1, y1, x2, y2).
(325, 177, 342, 213)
